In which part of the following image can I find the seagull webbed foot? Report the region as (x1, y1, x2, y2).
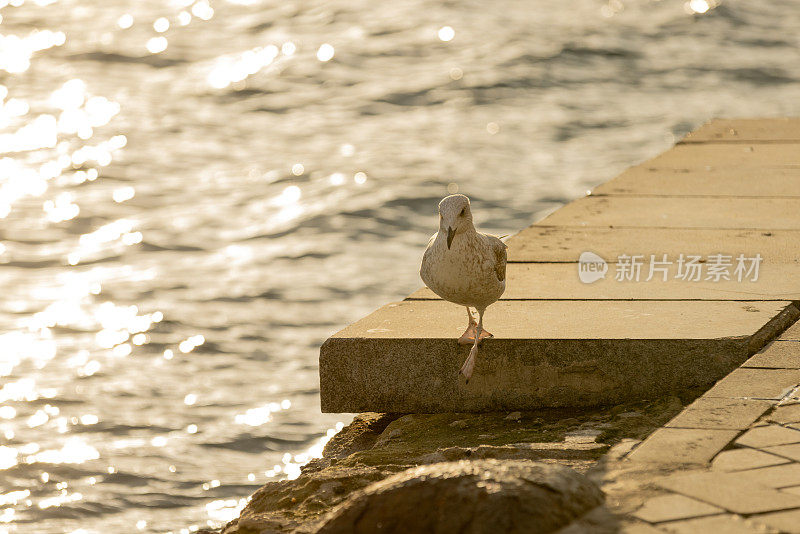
(457, 325, 493, 345)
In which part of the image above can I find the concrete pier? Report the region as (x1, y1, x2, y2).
(319, 118, 800, 413)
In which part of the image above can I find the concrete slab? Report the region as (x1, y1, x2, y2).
(660, 514, 776, 534)
(743, 342, 800, 369)
(779, 322, 800, 340)
(633, 494, 723, 523)
(592, 166, 800, 197)
(645, 143, 800, 168)
(619, 521, 668, 534)
(626, 428, 738, 465)
(665, 398, 772, 430)
(320, 300, 795, 412)
(682, 118, 800, 143)
(736, 425, 800, 448)
(704, 369, 800, 401)
(711, 448, 790, 472)
(763, 443, 800, 462)
(506, 227, 800, 263)
(408, 263, 800, 301)
(538, 196, 800, 230)
(658, 471, 800, 514)
(734, 463, 800, 489)
(750, 509, 800, 534)
(765, 405, 800, 426)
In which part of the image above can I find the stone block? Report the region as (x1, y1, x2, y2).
(633, 494, 723, 523)
(539, 196, 800, 230)
(627, 428, 737, 465)
(593, 166, 800, 197)
(660, 513, 777, 534)
(734, 462, 800, 489)
(704, 369, 800, 401)
(750, 508, 800, 534)
(779, 322, 800, 341)
(659, 471, 800, 514)
(743, 341, 800, 369)
(665, 397, 771, 430)
(408, 263, 800, 302)
(320, 300, 794, 412)
(711, 448, 790, 472)
(506, 227, 800, 263)
(736, 425, 800, 448)
(765, 404, 800, 425)
(646, 143, 800, 168)
(682, 118, 800, 143)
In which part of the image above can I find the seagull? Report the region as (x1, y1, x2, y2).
(420, 194, 507, 382)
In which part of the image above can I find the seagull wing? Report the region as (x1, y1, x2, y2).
(488, 235, 507, 282)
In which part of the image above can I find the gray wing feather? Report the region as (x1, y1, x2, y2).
(488, 235, 507, 282)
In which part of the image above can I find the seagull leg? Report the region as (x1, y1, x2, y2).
(458, 307, 478, 345)
(460, 309, 485, 383)
(457, 307, 493, 345)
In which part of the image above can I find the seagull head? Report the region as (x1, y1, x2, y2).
(438, 194, 473, 249)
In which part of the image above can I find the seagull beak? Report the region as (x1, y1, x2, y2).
(447, 226, 455, 249)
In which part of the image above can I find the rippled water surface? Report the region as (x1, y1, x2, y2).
(2, 0, 800, 532)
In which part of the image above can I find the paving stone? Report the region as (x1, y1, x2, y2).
(704, 369, 800, 401)
(736, 425, 800, 448)
(763, 443, 800, 462)
(666, 397, 772, 430)
(592, 166, 800, 197)
(646, 143, 800, 168)
(627, 428, 738, 465)
(744, 342, 800, 369)
(711, 448, 790, 472)
(619, 521, 667, 534)
(408, 263, 800, 301)
(633, 494, 723, 523)
(658, 471, 800, 514)
(659, 513, 778, 534)
(765, 404, 800, 425)
(321, 300, 794, 412)
(539, 196, 800, 230)
(782, 485, 800, 496)
(779, 322, 800, 341)
(682, 118, 800, 142)
(733, 463, 800, 489)
(506, 227, 800, 263)
(750, 508, 800, 533)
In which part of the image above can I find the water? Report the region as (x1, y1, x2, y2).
(1, 0, 799, 532)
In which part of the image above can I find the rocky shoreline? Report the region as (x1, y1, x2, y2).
(209, 390, 703, 533)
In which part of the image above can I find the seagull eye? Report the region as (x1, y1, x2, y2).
(459, 208, 466, 216)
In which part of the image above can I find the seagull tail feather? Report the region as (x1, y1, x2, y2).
(460, 344, 479, 383)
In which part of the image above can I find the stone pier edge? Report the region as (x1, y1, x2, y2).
(613, 314, 800, 532)
(321, 117, 800, 414)
(608, 118, 800, 532)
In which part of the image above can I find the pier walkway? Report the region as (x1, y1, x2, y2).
(320, 118, 800, 418)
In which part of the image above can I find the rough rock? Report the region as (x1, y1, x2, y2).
(315, 460, 604, 534)
(220, 393, 696, 534)
(322, 413, 400, 460)
(224, 465, 398, 534)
